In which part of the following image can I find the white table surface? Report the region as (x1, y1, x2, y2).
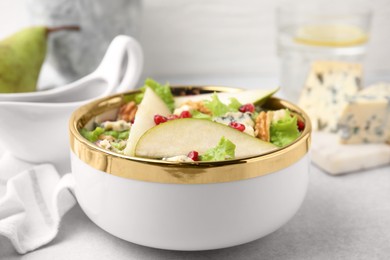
(0, 77, 389, 259)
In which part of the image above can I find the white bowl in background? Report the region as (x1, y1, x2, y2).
(0, 35, 143, 171)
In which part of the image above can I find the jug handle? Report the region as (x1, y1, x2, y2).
(93, 35, 144, 95)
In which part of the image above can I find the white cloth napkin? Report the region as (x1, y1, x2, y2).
(0, 152, 76, 254)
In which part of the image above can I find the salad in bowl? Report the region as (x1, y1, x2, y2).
(79, 78, 305, 162)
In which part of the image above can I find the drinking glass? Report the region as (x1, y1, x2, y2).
(276, 1, 372, 102)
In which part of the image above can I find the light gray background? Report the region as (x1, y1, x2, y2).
(1, 0, 390, 81)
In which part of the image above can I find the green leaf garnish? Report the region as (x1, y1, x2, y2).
(200, 136, 236, 161)
(80, 127, 104, 142)
(270, 110, 300, 147)
(135, 78, 175, 112)
(203, 93, 242, 117)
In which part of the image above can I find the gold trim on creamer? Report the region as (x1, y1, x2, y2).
(69, 86, 311, 184)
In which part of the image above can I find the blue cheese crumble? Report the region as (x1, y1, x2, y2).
(213, 112, 255, 136)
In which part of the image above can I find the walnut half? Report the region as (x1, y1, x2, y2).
(118, 101, 138, 122)
(255, 111, 272, 142)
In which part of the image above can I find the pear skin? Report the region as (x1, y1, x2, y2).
(0, 25, 79, 93)
(0, 26, 47, 93)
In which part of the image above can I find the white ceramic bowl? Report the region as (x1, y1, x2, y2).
(0, 36, 143, 170)
(67, 86, 312, 250)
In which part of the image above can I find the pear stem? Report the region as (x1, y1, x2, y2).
(46, 25, 80, 35)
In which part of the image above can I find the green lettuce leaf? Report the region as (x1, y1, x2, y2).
(80, 128, 129, 143)
(102, 130, 119, 139)
(111, 141, 126, 151)
(191, 110, 212, 120)
(227, 97, 241, 110)
(80, 127, 104, 142)
(203, 93, 242, 117)
(118, 130, 130, 140)
(270, 110, 300, 147)
(135, 78, 175, 112)
(101, 130, 129, 140)
(251, 111, 259, 121)
(200, 136, 236, 161)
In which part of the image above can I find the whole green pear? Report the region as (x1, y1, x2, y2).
(0, 25, 79, 93)
(0, 26, 47, 93)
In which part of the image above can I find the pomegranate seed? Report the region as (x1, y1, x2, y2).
(154, 114, 168, 125)
(239, 103, 255, 113)
(180, 110, 192, 118)
(187, 150, 199, 161)
(167, 114, 179, 120)
(297, 119, 305, 131)
(229, 122, 246, 132)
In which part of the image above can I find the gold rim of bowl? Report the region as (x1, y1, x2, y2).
(69, 86, 312, 184)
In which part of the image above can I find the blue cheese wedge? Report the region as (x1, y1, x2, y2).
(338, 83, 390, 144)
(298, 61, 362, 132)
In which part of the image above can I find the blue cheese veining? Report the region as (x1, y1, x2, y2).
(338, 83, 390, 144)
(213, 112, 255, 136)
(298, 61, 362, 132)
(101, 120, 131, 131)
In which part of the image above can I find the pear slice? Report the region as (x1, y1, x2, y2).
(174, 87, 279, 108)
(135, 118, 278, 159)
(124, 87, 171, 156)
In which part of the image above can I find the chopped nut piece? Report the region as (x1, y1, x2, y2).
(255, 111, 272, 142)
(118, 101, 138, 122)
(98, 134, 115, 142)
(182, 101, 211, 115)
